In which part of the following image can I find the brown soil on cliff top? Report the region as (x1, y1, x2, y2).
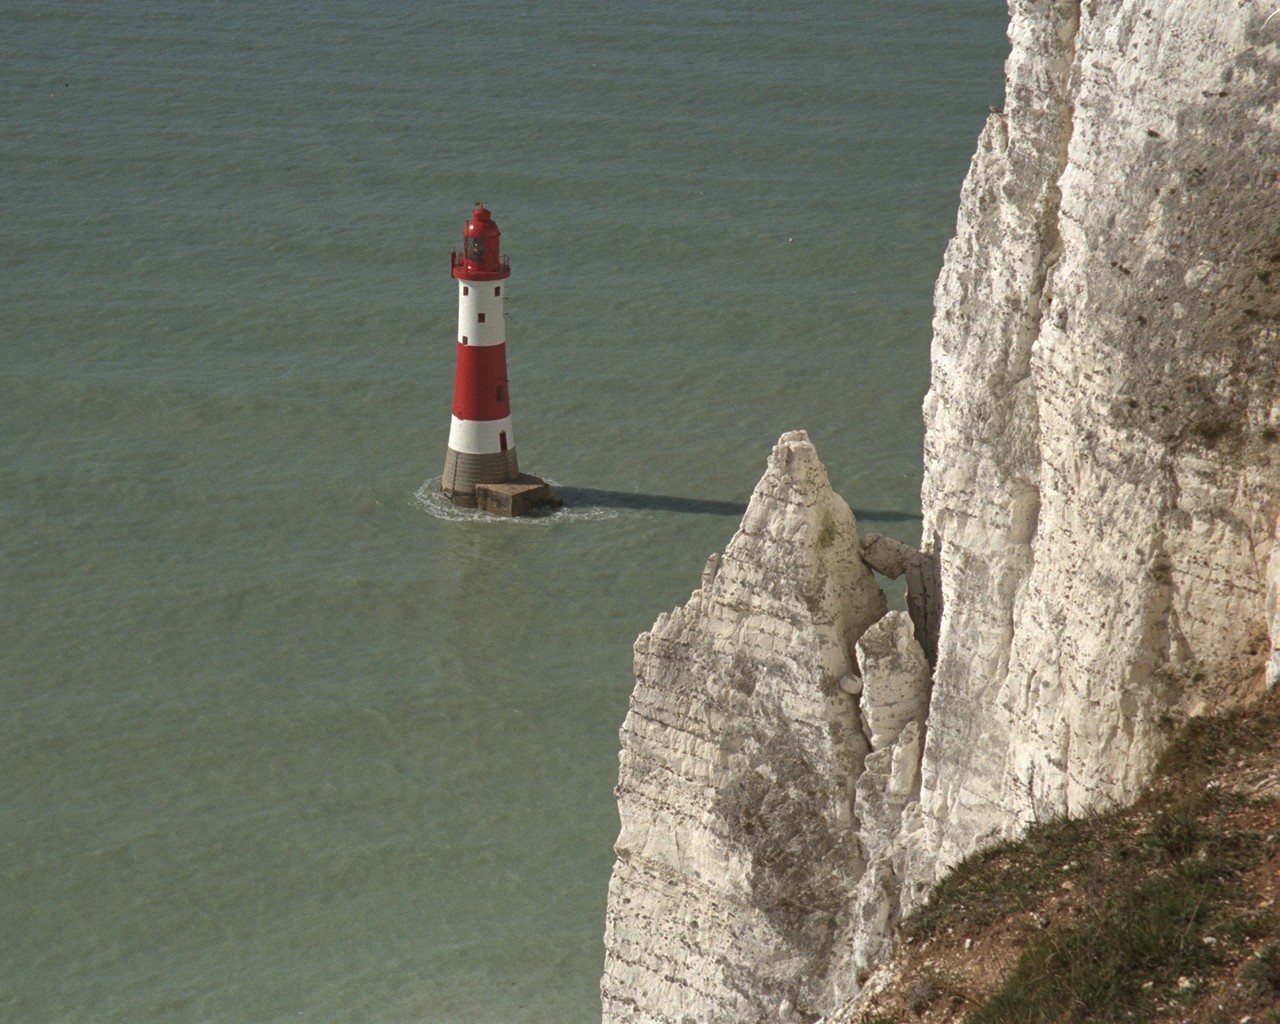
(848, 687, 1280, 1024)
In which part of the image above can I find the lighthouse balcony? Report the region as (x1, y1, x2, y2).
(451, 251, 511, 282)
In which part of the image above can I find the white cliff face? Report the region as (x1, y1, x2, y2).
(601, 432, 891, 1024)
(915, 0, 1279, 886)
(604, 1, 1279, 1019)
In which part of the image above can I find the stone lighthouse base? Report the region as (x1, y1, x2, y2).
(474, 474, 562, 517)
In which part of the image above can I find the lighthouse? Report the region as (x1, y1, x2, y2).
(440, 207, 557, 515)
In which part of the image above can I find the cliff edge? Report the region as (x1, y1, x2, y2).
(602, 1, 1279, 1020)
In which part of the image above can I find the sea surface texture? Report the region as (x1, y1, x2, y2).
(2, 3, 1006, 1021)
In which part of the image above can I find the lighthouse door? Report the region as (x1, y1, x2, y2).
(499, 431, 508, 452)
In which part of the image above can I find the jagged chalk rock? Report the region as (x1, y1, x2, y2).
(859, 533, 942, 667)
(859, 534, 915, 581)
(857, 613, 931, 753)
(601, 431, 887, 1024)
(848, 613, 932, 978)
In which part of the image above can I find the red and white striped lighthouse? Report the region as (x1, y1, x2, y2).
(439, 207, 557, 515)
(441, 207, 519, 506)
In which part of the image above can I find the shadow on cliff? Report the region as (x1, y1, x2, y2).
(556, 486, 922, 523)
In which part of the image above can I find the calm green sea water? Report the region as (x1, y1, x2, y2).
(1, 2, 1006, 1021)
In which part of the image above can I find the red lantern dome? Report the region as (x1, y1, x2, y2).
(451, 207, 511, 282)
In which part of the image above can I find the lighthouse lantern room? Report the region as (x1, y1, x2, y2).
(440, 207, 557, 515)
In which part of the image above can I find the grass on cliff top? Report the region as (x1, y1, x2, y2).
(964, 811, 1268, 1024)
(864, 688, 1280, 1024)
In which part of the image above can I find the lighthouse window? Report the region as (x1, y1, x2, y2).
(461, 336, 468, 345)
(462, 286, 469, 295)
(494, 287, 501, 296)
(478, 313, 486, 323)
(465, 237, 485, 262)
(497, 385, 506, 402)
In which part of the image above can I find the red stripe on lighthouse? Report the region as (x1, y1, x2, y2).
(452, 343, 512, 421)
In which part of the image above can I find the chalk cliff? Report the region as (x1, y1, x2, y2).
(915, 0, 1278, 883)
(602, 1, 1279, 1020)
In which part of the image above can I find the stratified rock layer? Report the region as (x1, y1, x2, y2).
(601, 432, 887, 1024)
(915, 0, 1279, 888)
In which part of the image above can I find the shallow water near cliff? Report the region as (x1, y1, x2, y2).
(2, 2, 1007, 1021)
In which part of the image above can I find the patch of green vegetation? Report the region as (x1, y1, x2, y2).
(980, 805, 1264, 1021)
(905, 810, 1131, 940)
(1219, 910, 1272, 943)
(969, 870, 1218, 1024)
(1240, 942, 1280, 1002)
(1142, 804, 1207, 860)
(901, 695, 1280, 1024)
(1155, 698, 1280, 782)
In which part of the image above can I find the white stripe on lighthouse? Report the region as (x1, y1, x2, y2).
(447, 415, 515, 455)
(457, 281, 506, 347)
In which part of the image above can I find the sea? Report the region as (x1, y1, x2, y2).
(1, 3, 1008, 1021)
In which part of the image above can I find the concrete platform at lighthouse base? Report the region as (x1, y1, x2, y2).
(474, 475, 562, 517)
